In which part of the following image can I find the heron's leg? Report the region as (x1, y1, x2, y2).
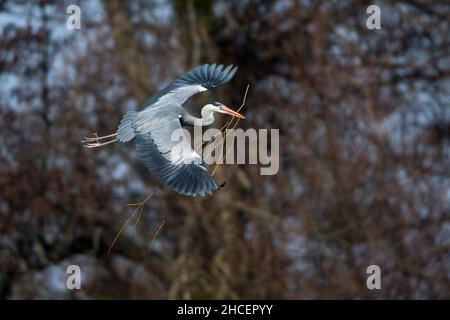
(83, 138, 117, 148)
(82, 132, 118, 148)
(83, 132, 117, 142)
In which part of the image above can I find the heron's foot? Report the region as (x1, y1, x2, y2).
(82, 133, 117, 148)
(83, 139, 117, 148)
(83, 132, 99, 142)
(83, 132, 117, 142)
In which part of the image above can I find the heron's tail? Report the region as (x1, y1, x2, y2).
(117, 111, 138, 142)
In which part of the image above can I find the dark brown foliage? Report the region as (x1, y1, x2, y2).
(0, 0, 449, 299)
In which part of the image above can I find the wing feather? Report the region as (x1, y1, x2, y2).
(134, 118, 220, 197)
(142, 63, 238, 109)
(118, 64, 238, 142)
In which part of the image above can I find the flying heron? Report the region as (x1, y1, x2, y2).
(83, 64, 244, 197)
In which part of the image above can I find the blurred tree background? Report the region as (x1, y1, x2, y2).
(0, 0, 450, 299)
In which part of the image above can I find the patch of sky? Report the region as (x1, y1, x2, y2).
(81, 0, 106, 24)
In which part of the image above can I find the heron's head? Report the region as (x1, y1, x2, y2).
(203, 102, 245, 119)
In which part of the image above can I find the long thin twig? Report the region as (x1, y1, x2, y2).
(195, 121, 230, 152)
(212, 84, 250, 176)
(106, 193, 153, 255)
(149, 217, 166, 251)
(106, 209, 137, 255)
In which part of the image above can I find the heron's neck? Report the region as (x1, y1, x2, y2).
(200, 108, 215, 126)
(182, 110, 215, 127)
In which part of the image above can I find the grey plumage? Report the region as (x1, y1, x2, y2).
(134, 120, 219, 197)
(117, 111, 137, 142)
(115, 63, 238, 197)
(117, 63, 237, 142)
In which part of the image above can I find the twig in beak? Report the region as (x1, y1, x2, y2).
(212, 84, 250, 176)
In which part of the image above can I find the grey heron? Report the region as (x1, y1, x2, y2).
(83, 64, 244, 197)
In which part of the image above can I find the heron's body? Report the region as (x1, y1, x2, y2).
(83, 64, 243, 197)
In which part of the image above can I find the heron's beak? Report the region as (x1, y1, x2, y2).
(220, 106, 246, 119)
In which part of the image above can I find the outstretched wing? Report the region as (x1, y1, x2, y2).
(143, 63, 238, 109)
(135, 118, 220, 197)
(117, 64, 237, 142)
